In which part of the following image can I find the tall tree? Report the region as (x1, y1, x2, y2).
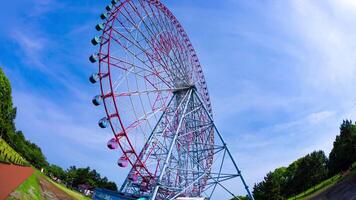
(328, 120, 356, 175)
(0, 67, 16, 141)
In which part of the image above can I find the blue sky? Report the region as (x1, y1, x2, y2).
(1, 0, 356, 197)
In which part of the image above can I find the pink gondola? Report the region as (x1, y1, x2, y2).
(128, 173, 138, 182)
(107, 138, 118, 150)
(118, 156, 128, 168)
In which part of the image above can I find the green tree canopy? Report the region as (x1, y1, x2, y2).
(0, 67, 16, 141)
(47, 164, 66, 180)
(253, 151, 328, 199)
(285, 151, 328, 196)
(253, 167, 286, 200)
(64, 166, 117, 191)
(328, 120, 356, 175)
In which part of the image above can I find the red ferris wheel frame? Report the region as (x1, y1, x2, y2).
(96, 0, 212, 180)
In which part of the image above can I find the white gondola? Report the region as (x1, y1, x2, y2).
(92, 95, 102, 106)
(89, 54, 98, 63)
(98, 117, 109, 128)
(91, 36, 101, 46)
(95, 23, 104, 31)
(106, 5, 113, 11)
(100, 13, 108, 20)
(89, 73, 100, 84)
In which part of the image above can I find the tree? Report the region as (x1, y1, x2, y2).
(0, 67, 16, 141)
(253, 151, 328, 199)
(287, 151, 328, 194)
(231, 196, 249, 200)
(252, 120, 355, 199)
(0, 68, 48, 169)
(253, 167, 286, 200)
(16, 135, 48, 169)
(64, 166, 118, 191)
(47, 164, 66, 180)
(328, 120, 356, 175)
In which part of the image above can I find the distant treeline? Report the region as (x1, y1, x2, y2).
(250, 120, 356, 200)
(47, 165, 117, 191)
(0, 67, 117, 191)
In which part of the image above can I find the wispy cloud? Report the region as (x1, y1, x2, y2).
(287, 0, 356, 93)
(12, 31, 48, 70)
(29, 0, 64, 16)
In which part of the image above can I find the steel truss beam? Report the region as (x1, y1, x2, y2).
(119, 88, 254, 200)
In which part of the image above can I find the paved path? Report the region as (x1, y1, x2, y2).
(0, 163, 34, 200)
(38, 176, 75, 200)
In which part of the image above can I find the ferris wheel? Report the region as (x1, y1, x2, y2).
(89, 0, 254, 199)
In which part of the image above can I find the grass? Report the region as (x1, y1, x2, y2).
(287, 174, 342, 200)
(8, 170, 90, 200)
(288, 162, 356, 200)
(0, 138, 28, 166)
(0, 138, 88, 200)
(7, 171, 43, 200)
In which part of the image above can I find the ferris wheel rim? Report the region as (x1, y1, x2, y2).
(96, 0, 213, 184)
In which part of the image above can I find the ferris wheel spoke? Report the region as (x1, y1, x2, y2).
(122, 0, 189, 84)
(111, 35, 176, 90)
(147, 3, 190, 75)
(114, 86, 189, 97)
(101, 36, 174, 88)
(100, 51, 150, 77)
(138, 1, 189, 82)
(119, 106, 165, 136)
(147, 2, 192, 77)
(111, 15, 178, 82)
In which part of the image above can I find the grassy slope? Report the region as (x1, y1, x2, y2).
(7, 171, 43, 200)
(0, 138, 28, 165)
(0, 139, 89, 200)
(8, 170, 90, 200)
(288, 162, 356, 200)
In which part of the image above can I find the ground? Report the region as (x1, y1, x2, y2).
(0, 163, 89, 200)
(37, 175, 75, 200)
(288, 165, 356, 200)
(0, 163, 34, 199)
(0, 138, 89, 200)
(308, 171, 356, 200)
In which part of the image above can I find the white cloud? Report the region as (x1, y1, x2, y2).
(306, 110, 334, 124)
(288, 0, 356, 94)
(330, 0, 356, 13)
(12, 31, 47, 69)
(29, 0, 63, 16)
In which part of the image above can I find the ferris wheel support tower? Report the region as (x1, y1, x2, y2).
(89, 0, 255, 199)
